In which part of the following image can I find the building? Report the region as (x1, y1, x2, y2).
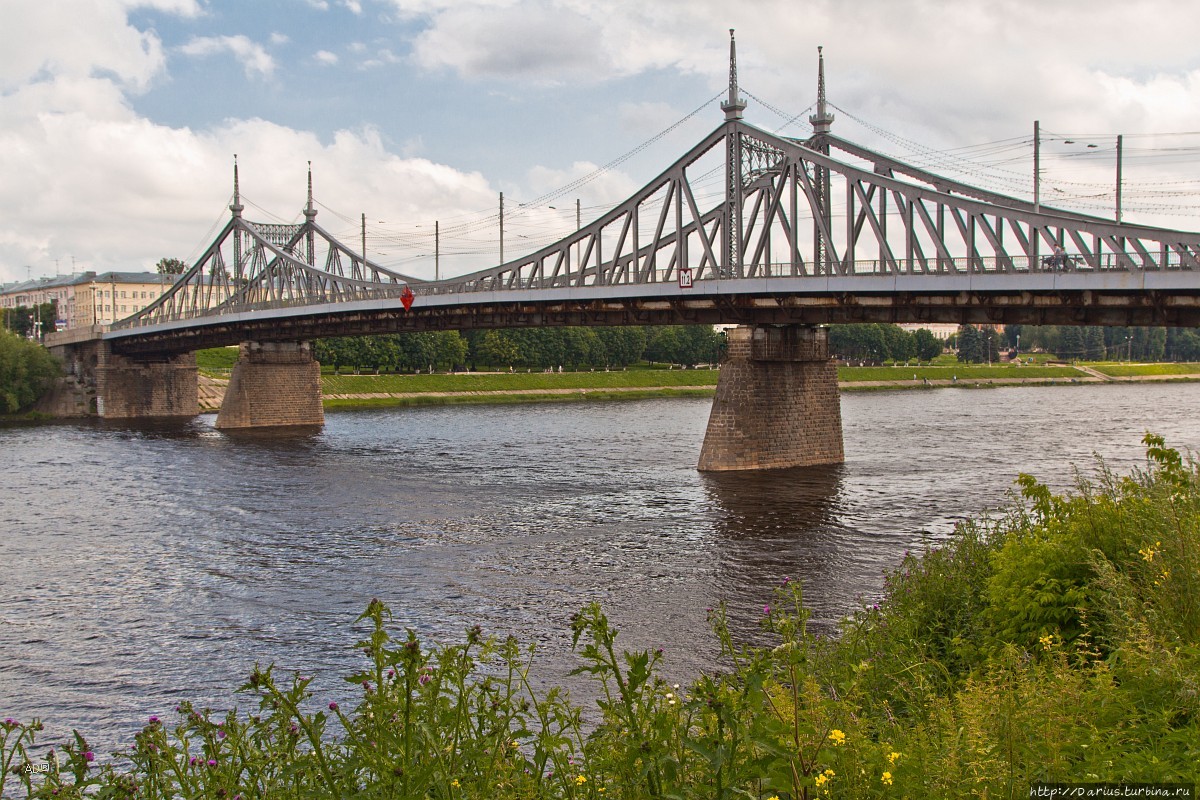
(897, 322, 961, 341)
(1, 271, 175, 332)
(70, 271, 174, 328)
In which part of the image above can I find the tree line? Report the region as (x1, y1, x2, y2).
(992, 324, 1200, 362)
(312, 325, 725, 373)
(1, 301, 58, 339)
(827, 324, 945, 363)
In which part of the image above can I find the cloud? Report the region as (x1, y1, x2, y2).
(315, 50, 339, 66)
(0, 4, 166, 93)
(269, 32, 289, 46)
(179, 35, 277, 80)
(304, 0, 330, 9)
(339, 0, 363, 13)
(119, 0, 205, 16)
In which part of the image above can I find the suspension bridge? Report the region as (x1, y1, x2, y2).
(47, 33, 1200, 470)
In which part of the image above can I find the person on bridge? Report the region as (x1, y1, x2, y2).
(1052, 244, 1066, 270)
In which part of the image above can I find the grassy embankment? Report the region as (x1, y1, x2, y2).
(4, 434, 1197, 798)
(196, 348, 1200, 410)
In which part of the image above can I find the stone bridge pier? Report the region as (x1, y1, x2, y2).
(698, 324, 844, 471)
(48, 334, 199, 419)
(215, 341, 324, 429)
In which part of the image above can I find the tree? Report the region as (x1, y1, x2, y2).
(913, 328, 943, 361)
(1057, 327, 1085, 360)
(956, 325, 982, 363)
(0, 330, 60, 412)
(156, 257, 188, 275)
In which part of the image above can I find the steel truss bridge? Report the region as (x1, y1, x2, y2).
(107, 40, 1200, 357)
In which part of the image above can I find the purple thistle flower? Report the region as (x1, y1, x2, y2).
(418, 672, 431, 686)
(328, 702, 339, 712)
(782, 576, 791, 585)
(763, 605, 770, 615)
(84, 751, 94, 762)
(148, 715, 159, 724)
(217, 729, 226, 739)
(207, 759, 217, 767)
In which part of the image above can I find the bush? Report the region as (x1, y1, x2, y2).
(0, 330, 60, 413)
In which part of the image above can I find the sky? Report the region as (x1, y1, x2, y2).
(4, 0, 1200, 284)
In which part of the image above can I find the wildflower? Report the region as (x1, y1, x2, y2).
(418, 669, 432, 686)
(768, 796, 780, 800)
(882, 771, 894, 785)
(1139, 541, 1162, 562)
(84, 751, 94, 763)
(575, 775, 587, 785)
(217, 729, 226, 739)
(887, 751, 901, 764)
(1039, 634, 1053, 651)
(815, 772, 831, 787)
(328, 702, 339, 712)
(665, 693, 673, 700)
(148, 716, 159, 724)
(763, 605, 770, 615)
(782, 576, 791, 585)
(207, 759, 217, 767)
(451, 779, 460, 788)
(190, 757, 199, 766)
(828, 729, 847, 746)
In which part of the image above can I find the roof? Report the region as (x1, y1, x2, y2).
(1, 271, 174, 294)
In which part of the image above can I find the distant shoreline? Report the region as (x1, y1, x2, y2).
(192, 368, 1200, 412)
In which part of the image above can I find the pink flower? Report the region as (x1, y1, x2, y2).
(148, 716, 159, 724)
(207, 759, 217, 767)
(763, 605, 770, 615)
(84, 751, 94, 762)
(328, 702, 339, 712)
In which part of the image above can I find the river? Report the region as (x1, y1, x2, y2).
(2, 383, 1199, 755)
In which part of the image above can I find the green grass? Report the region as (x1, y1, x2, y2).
(839, 364, 1084, 381)
(195, 346, 238, 373)
(323, 387, 714, 409)
(322, 369, 719, 395)
(1088, 362, 1200, 377)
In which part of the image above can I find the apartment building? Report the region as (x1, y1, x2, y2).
(0, 271, 175, 331)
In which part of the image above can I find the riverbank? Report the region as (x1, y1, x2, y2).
(190, 363, 1200, 411)
(5, 435, 1196, 796)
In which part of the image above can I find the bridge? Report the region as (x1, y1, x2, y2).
(47, 34, 1200, 470)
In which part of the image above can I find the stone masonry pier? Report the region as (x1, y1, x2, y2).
(215, 341, 324, 429)
(698, 324, 843, 471)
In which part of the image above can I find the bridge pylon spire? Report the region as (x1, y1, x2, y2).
(230, 154, 244, 219)
(809, 46, 834, 134)
(304, 160, 317, 222)
(720, 28, 747, 121)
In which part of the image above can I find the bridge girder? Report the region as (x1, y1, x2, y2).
(105, 118, 1200, 353)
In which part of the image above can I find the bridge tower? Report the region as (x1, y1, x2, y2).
(808, 46, 835, 274)
(699, 44, 844, 471)
(213, 163, 325, 430)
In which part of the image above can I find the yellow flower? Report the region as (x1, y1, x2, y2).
(828, 729, 847, 746)
(1039, 634, 1053, 651)
(450, 778, 460, 788)
(882, 771, 894, 785)
(575, 775, 587, 785)
(815, 774, 829, 787)
(824, 769, 835, 778)
(767, 796, 780, 800)
(887, 750, 901, 764)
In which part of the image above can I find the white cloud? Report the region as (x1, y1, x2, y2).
(118, 0, 205, 16)
(179, 35, 277, 80)
(340, 0, 364, 13)
(359, 49, 402, 70)
(0, 5, 166, 93)
(269, 32, 289, 46)
(315, 50, 339, 66)
(304, 0, 331, 9)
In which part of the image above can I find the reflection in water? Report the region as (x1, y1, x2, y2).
(3, 384, 1200, 756)
(703, 466, 851, 636)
